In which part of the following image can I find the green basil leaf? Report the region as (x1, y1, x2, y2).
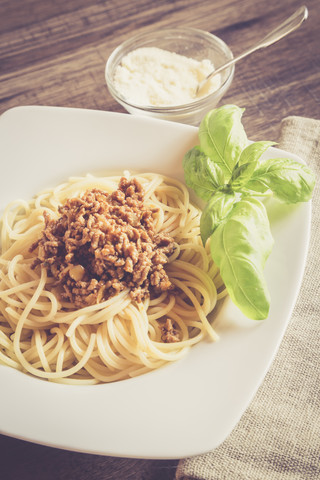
(183, 147, 225, 201)
(230, 161, 258, 190)
(230, 141, 276, 190)
(210, 197, 274, 320)
(198, 105, 248, 181)
(237, 141, 276, 167)
(245, 157, 315, 203)
(200, 190, 236, 244)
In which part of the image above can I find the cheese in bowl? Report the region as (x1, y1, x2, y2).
(105, 27, 234, 125)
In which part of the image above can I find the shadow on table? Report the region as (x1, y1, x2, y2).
(0, 434, 178, 480)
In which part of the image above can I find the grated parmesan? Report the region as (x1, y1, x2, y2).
(113, 47, 221, 107)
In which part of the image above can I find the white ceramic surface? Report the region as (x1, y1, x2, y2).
(0, 106, 311, 459)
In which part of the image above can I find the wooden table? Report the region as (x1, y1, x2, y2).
(1, 0, 319, 139)
(0, 1, 319, 479)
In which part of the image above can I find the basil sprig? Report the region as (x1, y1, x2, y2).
(183, 105, 315, 320)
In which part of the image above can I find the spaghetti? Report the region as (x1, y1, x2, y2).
(0, 172, 227, 384)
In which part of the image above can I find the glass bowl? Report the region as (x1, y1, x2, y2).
(105, 27, 234, 126)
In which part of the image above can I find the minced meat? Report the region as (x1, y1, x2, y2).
(30, 177, 175, 308)
(160, 318, 180, 343)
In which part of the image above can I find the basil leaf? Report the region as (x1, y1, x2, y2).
(199, 105, 248, 181)
(245, 157, 315, 203)
(210, 197, 274, 320)
(230, 161, 258, 190)
(200, 190, 236, 244)
(230, 141, 276, 190)
(237, 141, 276, 167)
(183, 147, 225, 201)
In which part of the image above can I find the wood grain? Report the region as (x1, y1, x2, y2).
(1, 0, 319, 141)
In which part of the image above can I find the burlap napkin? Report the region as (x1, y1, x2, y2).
(176, 116, 320, 480)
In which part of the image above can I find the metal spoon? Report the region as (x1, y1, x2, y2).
(196, 5, 308, 96)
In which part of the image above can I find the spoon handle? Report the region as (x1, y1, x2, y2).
(197, 5, 308, 94)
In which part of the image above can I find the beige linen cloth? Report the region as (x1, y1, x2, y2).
(176, 116, 320, 480)
(0, 116, 319, 480)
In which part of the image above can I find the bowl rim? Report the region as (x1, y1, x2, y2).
(105, 27, 234, 113)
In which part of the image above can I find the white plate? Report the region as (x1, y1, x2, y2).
(0, 106, 311, 459)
